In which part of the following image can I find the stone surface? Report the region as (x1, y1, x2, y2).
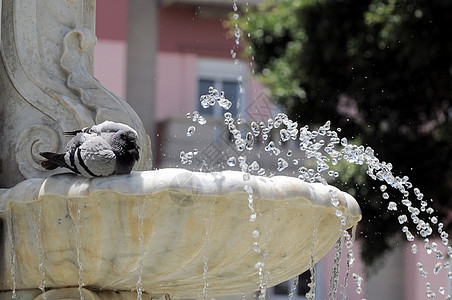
(0, 169, 361, 299)
(0, 0, 152, 188)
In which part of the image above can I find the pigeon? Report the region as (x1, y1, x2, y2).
(40, 121, 140, 178)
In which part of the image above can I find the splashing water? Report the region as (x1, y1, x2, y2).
(7, 210, 17, 299)
(181, 83, 452, 298)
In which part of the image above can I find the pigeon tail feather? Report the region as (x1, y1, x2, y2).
(40, 152, 68, 170)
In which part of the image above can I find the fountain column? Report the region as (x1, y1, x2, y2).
(0, 0, 152, 188)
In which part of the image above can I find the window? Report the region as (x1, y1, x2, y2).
(197, 79, 240, 117)
(196, 58, 246, 119)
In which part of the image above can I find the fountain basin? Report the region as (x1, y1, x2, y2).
(0, 169, 361, 298)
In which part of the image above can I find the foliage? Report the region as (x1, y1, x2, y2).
(236, 0, 452, 268)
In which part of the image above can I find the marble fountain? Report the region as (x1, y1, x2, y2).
(0, 0, 361, 299)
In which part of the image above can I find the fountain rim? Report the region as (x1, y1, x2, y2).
(0, 169, 361, 223)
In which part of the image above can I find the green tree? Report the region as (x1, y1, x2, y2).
(237, 0, 452, 268)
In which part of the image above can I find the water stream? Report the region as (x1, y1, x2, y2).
(342, 225, 357, 299)
(202, 198, 213, 300)
(136, 198, 146, 300)
(307, 210, 324, 300)
(75, 201, 85, 300)
(7, 209, 17, 299)
(32, 203, 47, 299)
(328, 235, 344, 300)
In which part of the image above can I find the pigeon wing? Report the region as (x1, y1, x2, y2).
(75, 136, 116, 177)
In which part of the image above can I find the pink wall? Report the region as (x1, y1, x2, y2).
(159, 6, 234, 58)
(94, 0, 128, 99)
(94, 40, 128, 99)
(95, 0, 128, 40)
(155, 52, 197, 121)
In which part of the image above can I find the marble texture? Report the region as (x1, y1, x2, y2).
(0, 170, 361, 299)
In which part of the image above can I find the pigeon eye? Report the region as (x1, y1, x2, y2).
(121, 134, 127, 140)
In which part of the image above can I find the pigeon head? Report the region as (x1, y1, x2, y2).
(112, 129, 140, 161)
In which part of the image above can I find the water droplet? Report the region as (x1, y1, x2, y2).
(398, 215, 408, 224)
(244, 185, 253, 194)
(252, 242, 261, 253)
(411, 244, 418, 254)
(252, 230, 260, 238)
(198, 116, 206, 125)
(186, 126, 196, 137)
(341, 137, 348, 146)
(432, 242, 438, 252)
(254, 261, 264, 270)
(380, 185, 387, 192)
(265, 141, 275, 152)
(330, 195, 340, 207)
(387, 201, 397, 211)
(277, 158, 289, 172)
(402, 199, 412, 207)
(192, 111, 199, 122)
(243, 173, 251, 181)
(258, 168, 265, 176)
(227, 157, 236, 167)
(434, 262, 443, 275)
(251, 122, 260, 136)
(417, 262, 424, 271)
(280, 129, 290, 142)
(249, 213, 256, 222)
(249, 161, 260, 172)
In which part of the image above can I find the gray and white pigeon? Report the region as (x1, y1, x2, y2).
(40, 121, 140, 178)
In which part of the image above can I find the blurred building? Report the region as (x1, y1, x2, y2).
(94, 1, 450, 299)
